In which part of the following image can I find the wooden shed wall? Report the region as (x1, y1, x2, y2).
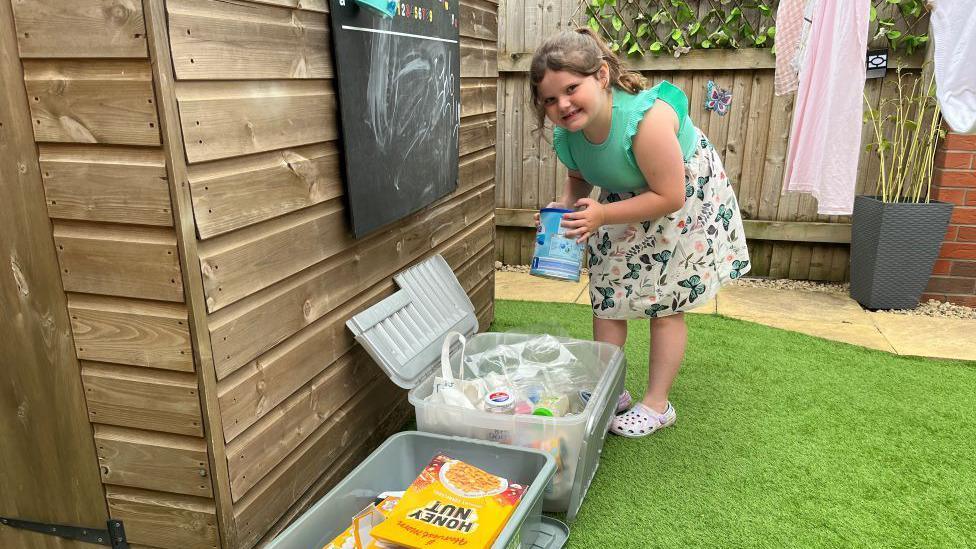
(155, 0, 499, 547)
(4, 0, 498, 548)
(6, 1, 221, 548)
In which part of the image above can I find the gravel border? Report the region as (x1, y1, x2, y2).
(494, 262, 976, 320)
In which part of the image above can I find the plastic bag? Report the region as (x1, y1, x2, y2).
(428, 332, 486, 409)
(461, 334, 602, 415)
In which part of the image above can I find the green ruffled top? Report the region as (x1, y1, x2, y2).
(552, 80, 697, 193)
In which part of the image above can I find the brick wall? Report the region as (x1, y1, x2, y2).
(927, 131, 976, 307)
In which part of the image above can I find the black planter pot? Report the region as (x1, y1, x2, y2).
(849, 195, 954, 310)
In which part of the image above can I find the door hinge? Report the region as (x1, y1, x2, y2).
(0, 517, 128, 548)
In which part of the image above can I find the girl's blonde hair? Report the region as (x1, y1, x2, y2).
(529, 28, 647, 131)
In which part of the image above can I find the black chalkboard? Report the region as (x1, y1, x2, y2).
(329, 0, 461, 238)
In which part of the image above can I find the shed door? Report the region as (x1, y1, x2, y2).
(0, 1, 109, 546)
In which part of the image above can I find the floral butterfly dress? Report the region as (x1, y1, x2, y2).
(588, 130, 750, 319)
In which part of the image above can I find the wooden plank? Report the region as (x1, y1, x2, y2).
(688, 72, 708, 130)
(461, 38, 498, 78)
(82, 361, 203, 437)
(232, 376, 404, 549)
(460, 112, 497, 155)
(22, 59, 160, 145)
(460, 0, 498, 42)
(244, 0, 328, 12)
(187, 142, 342, 239)
(225, 346, 380, 501)
(0, 0, 110, 531)
(503, 75, 523, 265)
(167, 0, 332, 81)
(500, 48, 777, 73)
(256, 396, 412, 546)
(461, 77, 498, 118)
(521, 77, 540, 265)
(468, 271, 494, 317)
(214, 214, 494, 441)
(106, 487, 218, 549)
(763, 91, 797, 279)
(95, 425, 213, 498)
(142, 1, 238, 545)
(53, 221, 185, 302)
(807, 244, 833, 281)
(11, 0, 148, 58)
(38, 144, 172, 226)
(67, 293, 193, 372)
(721, 71, 754, 197)
(176, 80, 337, 163)
(495, 208, 851, 244)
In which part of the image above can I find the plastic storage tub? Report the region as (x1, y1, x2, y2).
(348, 255, 626, 521)
(266, 431, 561, 549)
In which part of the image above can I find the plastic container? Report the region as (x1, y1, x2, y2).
(530, 208, 584, 282)
(266, 431, 565, 549)
(347, 255, 626, 521)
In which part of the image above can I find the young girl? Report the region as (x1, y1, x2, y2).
(530, 29, 750, 437)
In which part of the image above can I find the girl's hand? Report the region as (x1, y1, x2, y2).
(561, 198, 606, 243)
(534, 200, 571, 229)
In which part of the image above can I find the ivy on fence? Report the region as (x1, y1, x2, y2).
(579, 0, 930, 58)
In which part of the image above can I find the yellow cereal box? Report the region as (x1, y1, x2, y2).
(369, 455, 527, 549)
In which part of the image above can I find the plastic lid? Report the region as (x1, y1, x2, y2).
(485, 390, 514, 408)
(540, 207, 573, 214)
(345, 254, 478, 389)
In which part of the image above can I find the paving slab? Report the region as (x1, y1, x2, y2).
(494, 271, 586, 303)
(867, 312, 976, 362)
(715, 285, 896, 353)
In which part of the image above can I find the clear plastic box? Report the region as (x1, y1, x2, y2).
(266, 431, 562, 549)
(408, 332, 624, 517)
(348, 255, 626, 521)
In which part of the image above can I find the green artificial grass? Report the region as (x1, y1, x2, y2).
(490, 300, 976, 549)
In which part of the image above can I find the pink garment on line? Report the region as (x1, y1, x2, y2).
(774, 0, 805, 96)
(782, 0, 871, 216)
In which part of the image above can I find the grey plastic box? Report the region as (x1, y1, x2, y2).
(347, 255, 626, 521)
(266, 431, 559, 549)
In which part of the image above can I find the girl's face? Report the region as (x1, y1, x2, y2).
(537, 66, 609, 132)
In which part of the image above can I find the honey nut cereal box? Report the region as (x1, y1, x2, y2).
(369, 454, 527, 548)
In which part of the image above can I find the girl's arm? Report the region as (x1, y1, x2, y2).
(562, 101, 686, 242)
(554, 170, 594, 208)
(535, 170, 593, 227)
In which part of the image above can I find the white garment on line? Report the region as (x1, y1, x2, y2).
(931, 0, 976, 134)
(782, 0, 872, 216)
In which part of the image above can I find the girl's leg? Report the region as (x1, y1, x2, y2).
(642, 313, 687, 413)
(592, 316, 627, 348)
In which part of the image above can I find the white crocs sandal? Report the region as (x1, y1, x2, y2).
(610, 402, 677, 438)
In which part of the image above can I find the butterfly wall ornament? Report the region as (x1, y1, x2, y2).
(704, 80, 732, 117)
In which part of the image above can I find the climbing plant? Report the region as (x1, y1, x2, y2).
(579, 0, 930, 58)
